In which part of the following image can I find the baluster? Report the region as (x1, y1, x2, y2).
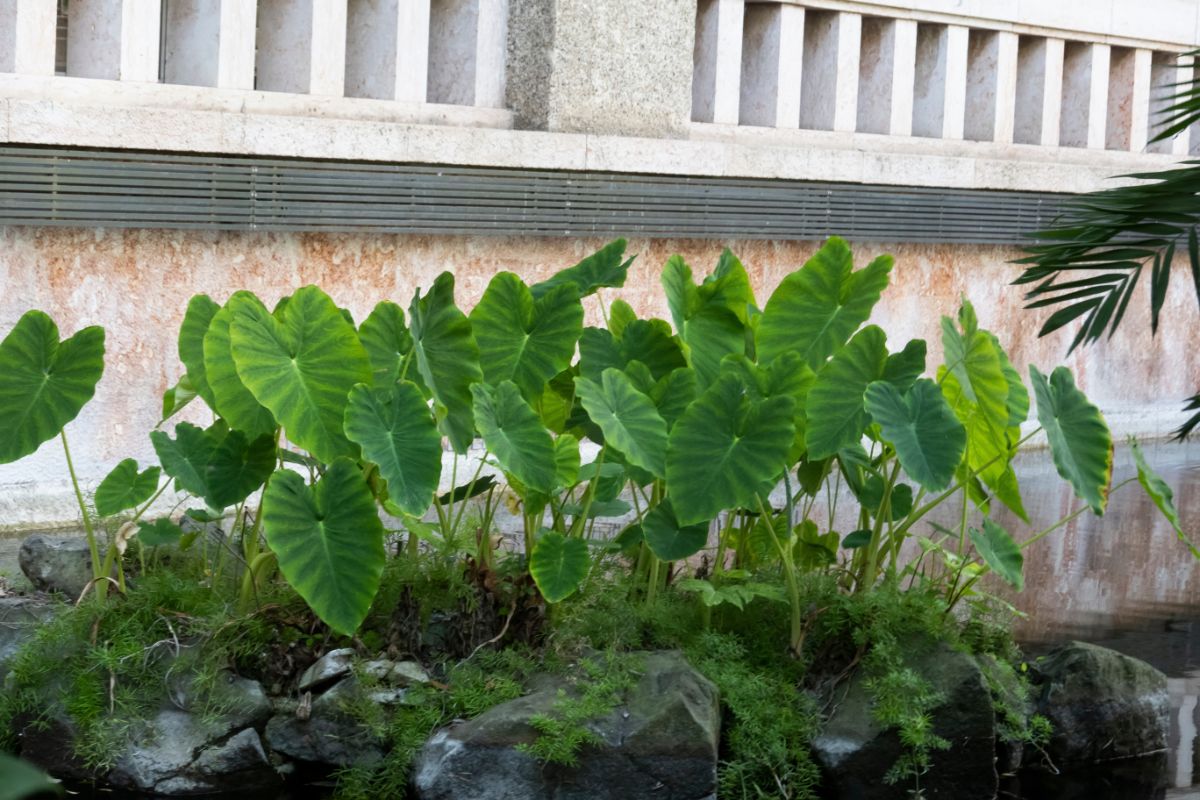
(0, 0, 57, 75)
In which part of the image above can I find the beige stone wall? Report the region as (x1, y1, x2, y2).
(1, 225, 1194, 532)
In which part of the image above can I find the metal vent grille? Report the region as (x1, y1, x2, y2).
(0, 145, 1070, 244)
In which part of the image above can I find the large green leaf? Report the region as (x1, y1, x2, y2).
(95, 459, 161, 517)
(150, 422, 216, 498)
(882, 339, 927, 393)
(805, 325, 888, 460)
(1130, 438, 1200, 557)
(666, 372, 796, 526)
(757, 237, 892, 369)
(865, 379, 965, 492)
(969, 518, 1023, 590)
(528, 530, 589, 602)
(0, 311, 104, 464)
(529, 239, 632, 300)
(470, 273, 583, 401)
(262, 458, 386, 635)
(203, 294, 276, 438)
(358, 301, 423, 392)
(178, 294, 220, 411)
(410, 272, 483, 454)
(161, 374, 197, 423)
(579, 319, 686, 384)
(344, 380, 442, 516)
(575, 368, 668, 479)
(649, 366, 698, 431)
(0, 752, 63, 799)
(230, 286, 370, 463)
(941, 301, 1009, 432)
(643, 498, 711, 561)
(1030, 366, 1113, 514)
(472, 381, 556, 494)
(205, 429, 276, 509)
(662, 253, 753, 388)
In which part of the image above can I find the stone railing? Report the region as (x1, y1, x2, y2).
(0, 0, 510, 126)
(693, 0, 1197, 155)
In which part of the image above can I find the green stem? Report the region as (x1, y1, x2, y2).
(861, 460, 901, 592)
(759, 495, 803, 656)
(130, 481, 170, 525)
(61, 431, 104, 597)
(1020, 478, 1136, 551)
(450, 452, 488, 535)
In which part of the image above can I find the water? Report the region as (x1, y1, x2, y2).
(991, 439, 1200, 799)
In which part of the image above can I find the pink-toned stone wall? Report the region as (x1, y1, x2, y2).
(0, 226, 1194, 531)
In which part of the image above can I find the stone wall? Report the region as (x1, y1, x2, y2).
(0, 226, 1195, 532)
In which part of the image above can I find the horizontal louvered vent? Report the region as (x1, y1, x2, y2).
(0, 145, 1068, 244)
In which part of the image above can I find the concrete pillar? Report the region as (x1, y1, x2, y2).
(256, 0, 347, 96)
(964, 30, 1017, 143)
(694, 0, 744, 124)
(800, 10, 860, 132)
(0, 0, 57, 75)
(857, 17, 916, 136)
(1061, 42, 1109, 149)
(911, 23, 967, 140)
(67, 0, 162, 82)
(1149, 52, 1193, 155)
(1014, 36, 1063, 146)
(163, 0, 256, 89)
(739, 3, 803, 128)
(506, 0, 694, 137)
(1104, 48, 1153, 151)
(430, 0, 508, 108)
(346, 0, 431, 102)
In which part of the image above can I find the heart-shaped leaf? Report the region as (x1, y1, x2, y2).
(969, 518, 1023, 590)
(262, 458, 386, 635)
(150, 422, 217, 498)
(662, 254, 752, 388)
(881, 339, 927, 393)
(865, 379, 965, 492)
(203, 294, 277, 438)
(757, 237, 892, 369)
(575, 368, 668, 479)
(344, 380, 442, 517)
(138, 517, 185, 547)
(0, 311, 105, 464)
(941, 301, 1009, 433)
(579, 319, 686, 384)
(643, 498, 710, 561)
(472, 381, 556, 494)
(231, 286, 370, 463)
(359, 301, 423, 393)
(554, 433, 581, 490)
(470, 273, 583, 401)
(95, 459, 161, 517)
(1031, 366, 1112, 515)
(529, 530, 589, 602)
(205, 429, 276, 509)
(179, 294, 220, 411)
(666, 372, 796, 526)
(805, 325, 888, 460)
(529, 239, 632, 300)
(410, 273, 483, 454)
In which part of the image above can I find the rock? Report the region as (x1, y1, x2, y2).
(361, 658, 432, 687)
(0, 595, 59, 684)
(1026, 641, 1169, 766)
(811, 643, 997, 800)
(18, 535, 98, 599)
(317, 676, 413, 711)
(264, 712, 385, 768)
(413, 650, 719, 800)
(109, 710, 279, 795)
(15, 710, 93, 782)
(297, 647, 355, 692)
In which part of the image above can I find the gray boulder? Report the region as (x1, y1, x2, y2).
(297, 647, 355, 692)
(1026, 641, 1169, 766)
(264, 711, 385, 768)
(18, 535, 97, 599)
(109, 710, 278, 795)
(0, 595, 58, 684)
(413, 650, 719, 800)
(811, 643, 998, 800)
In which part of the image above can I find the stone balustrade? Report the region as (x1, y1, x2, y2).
(0, 0, 509, 118)
(693, 0, 1197, 155)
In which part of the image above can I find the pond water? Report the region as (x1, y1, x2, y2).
(995, 438, 1200, 799)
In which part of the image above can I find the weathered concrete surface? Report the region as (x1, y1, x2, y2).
(0, 228, 1195, 535)
(506, 0, 695, 136)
